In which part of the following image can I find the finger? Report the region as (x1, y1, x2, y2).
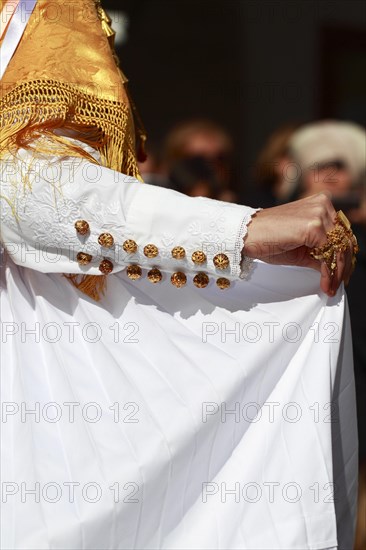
(306, 193, 339, 251)
(331, 249, 345, 295)
(320, 260, 332, 296)
(316, 191, 338, 229)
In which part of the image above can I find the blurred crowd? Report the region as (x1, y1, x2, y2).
(138, 120, 237, 201)
(139, 118, 366, 549)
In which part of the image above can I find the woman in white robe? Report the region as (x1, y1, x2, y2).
(0, 0, 358, 548)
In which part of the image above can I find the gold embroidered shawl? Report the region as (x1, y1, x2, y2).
(0, 0, 146, 300)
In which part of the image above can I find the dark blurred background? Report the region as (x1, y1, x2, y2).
(104, 0, 365, 195)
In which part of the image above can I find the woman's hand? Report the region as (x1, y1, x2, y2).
(244, 192, 355, 297)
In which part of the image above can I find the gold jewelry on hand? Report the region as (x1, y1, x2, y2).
(310, 210, 359, 278)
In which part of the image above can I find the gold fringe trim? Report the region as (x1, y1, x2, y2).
(63, 274, 108, 302)
(0, 79, 140, 177)
(1, 79, 141, 301)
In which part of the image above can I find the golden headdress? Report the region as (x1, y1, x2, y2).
(0, 0, 147, 299)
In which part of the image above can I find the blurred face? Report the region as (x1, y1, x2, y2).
(273, 154, 299, 200)
(180, 131, 232, 184)
(181, 132, 227, 157)
(188, 180, 212, 198)
(138, 154, 157, 176)
(302, 162, 353, 198)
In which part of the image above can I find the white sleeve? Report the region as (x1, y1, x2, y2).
(0, 146, 258, 285)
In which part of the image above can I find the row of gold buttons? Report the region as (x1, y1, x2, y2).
(75, 220, 231, 272)
(76, 253, 115, 274)
(126, 266, 231, 289)
(76, 221, 138, 253)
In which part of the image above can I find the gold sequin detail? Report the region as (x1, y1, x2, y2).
(99, 259, 114, 274)
(216, 277, 230, 289)
(191, 250, 206, 264)
(171, 272, 187, 288)
(147, 268, 162, 283)
(144, 244, 159, 258)
(193, 272, 209, 288)
(76, 252, 93, 265)
(171, 246, 186, 259)
(126, 265, 142, 280)
(98, 233, 114, 248)
(123, 239, 138, 253)
(213, 253, 230, 270)
(75, 220, 90, 235)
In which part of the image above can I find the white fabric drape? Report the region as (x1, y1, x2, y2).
(0, 143, 358, 549)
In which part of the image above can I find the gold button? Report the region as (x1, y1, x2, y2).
(171, 271, 187, 288)
(126, 264, 142, 280)
(99, 259, 114, 274)
(213, 253, 230, 270)
(191, 250, 206, 264)
(147, 268, 162, 283)
(193, 272, 209, 288)
(123, 239, 138, 254)
(144, 244, 159, 258)
(98, 233, 114, 248)
(75, 220, 90, 235)
(216, 277, 230, 289)
(171, 246, 186, 259)
(76, 252, 93, 265)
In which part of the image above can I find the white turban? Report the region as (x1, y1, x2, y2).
(289, 120, 366, 184)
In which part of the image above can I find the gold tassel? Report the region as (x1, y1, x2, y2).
(64, 274, 107, 301)
(95, 1, 116, 46)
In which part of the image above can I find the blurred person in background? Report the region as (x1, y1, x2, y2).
(168, 155, 219, 198)
(163, 119, 238, 201)
(138, 143, 220, 198)
(289, 120, 366, 550)
(289, 121, 366, 217)
(137, 143, 170, 188)
(246, 122, 303, 207)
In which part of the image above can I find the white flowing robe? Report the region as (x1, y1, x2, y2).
(0, 140, 358, 549)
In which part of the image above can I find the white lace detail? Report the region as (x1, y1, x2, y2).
(1, 176, 129, 267)
(238, 207, 262, 279)
(1, 143, 258, 281)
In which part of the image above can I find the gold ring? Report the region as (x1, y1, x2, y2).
(310, 210, 359, 277)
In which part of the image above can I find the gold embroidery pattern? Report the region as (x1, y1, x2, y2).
(75, 220, 90, 235)
(123, 239, 138, 254)
(191, 251, 207, 264)
(171, 272, 187, 288)
(144, 244, 159, 258)
(99, 258, 114, 274)
(147, 268, 162, 283)
(98, 233, 114, 248)
(193, 272, 209, 288)
(216, 277, 230, 289)
(171, 246, 186, 259)
(126, 265, 142, 280)
(76, 252, 93, 265)
(213, 253, 230, 270)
